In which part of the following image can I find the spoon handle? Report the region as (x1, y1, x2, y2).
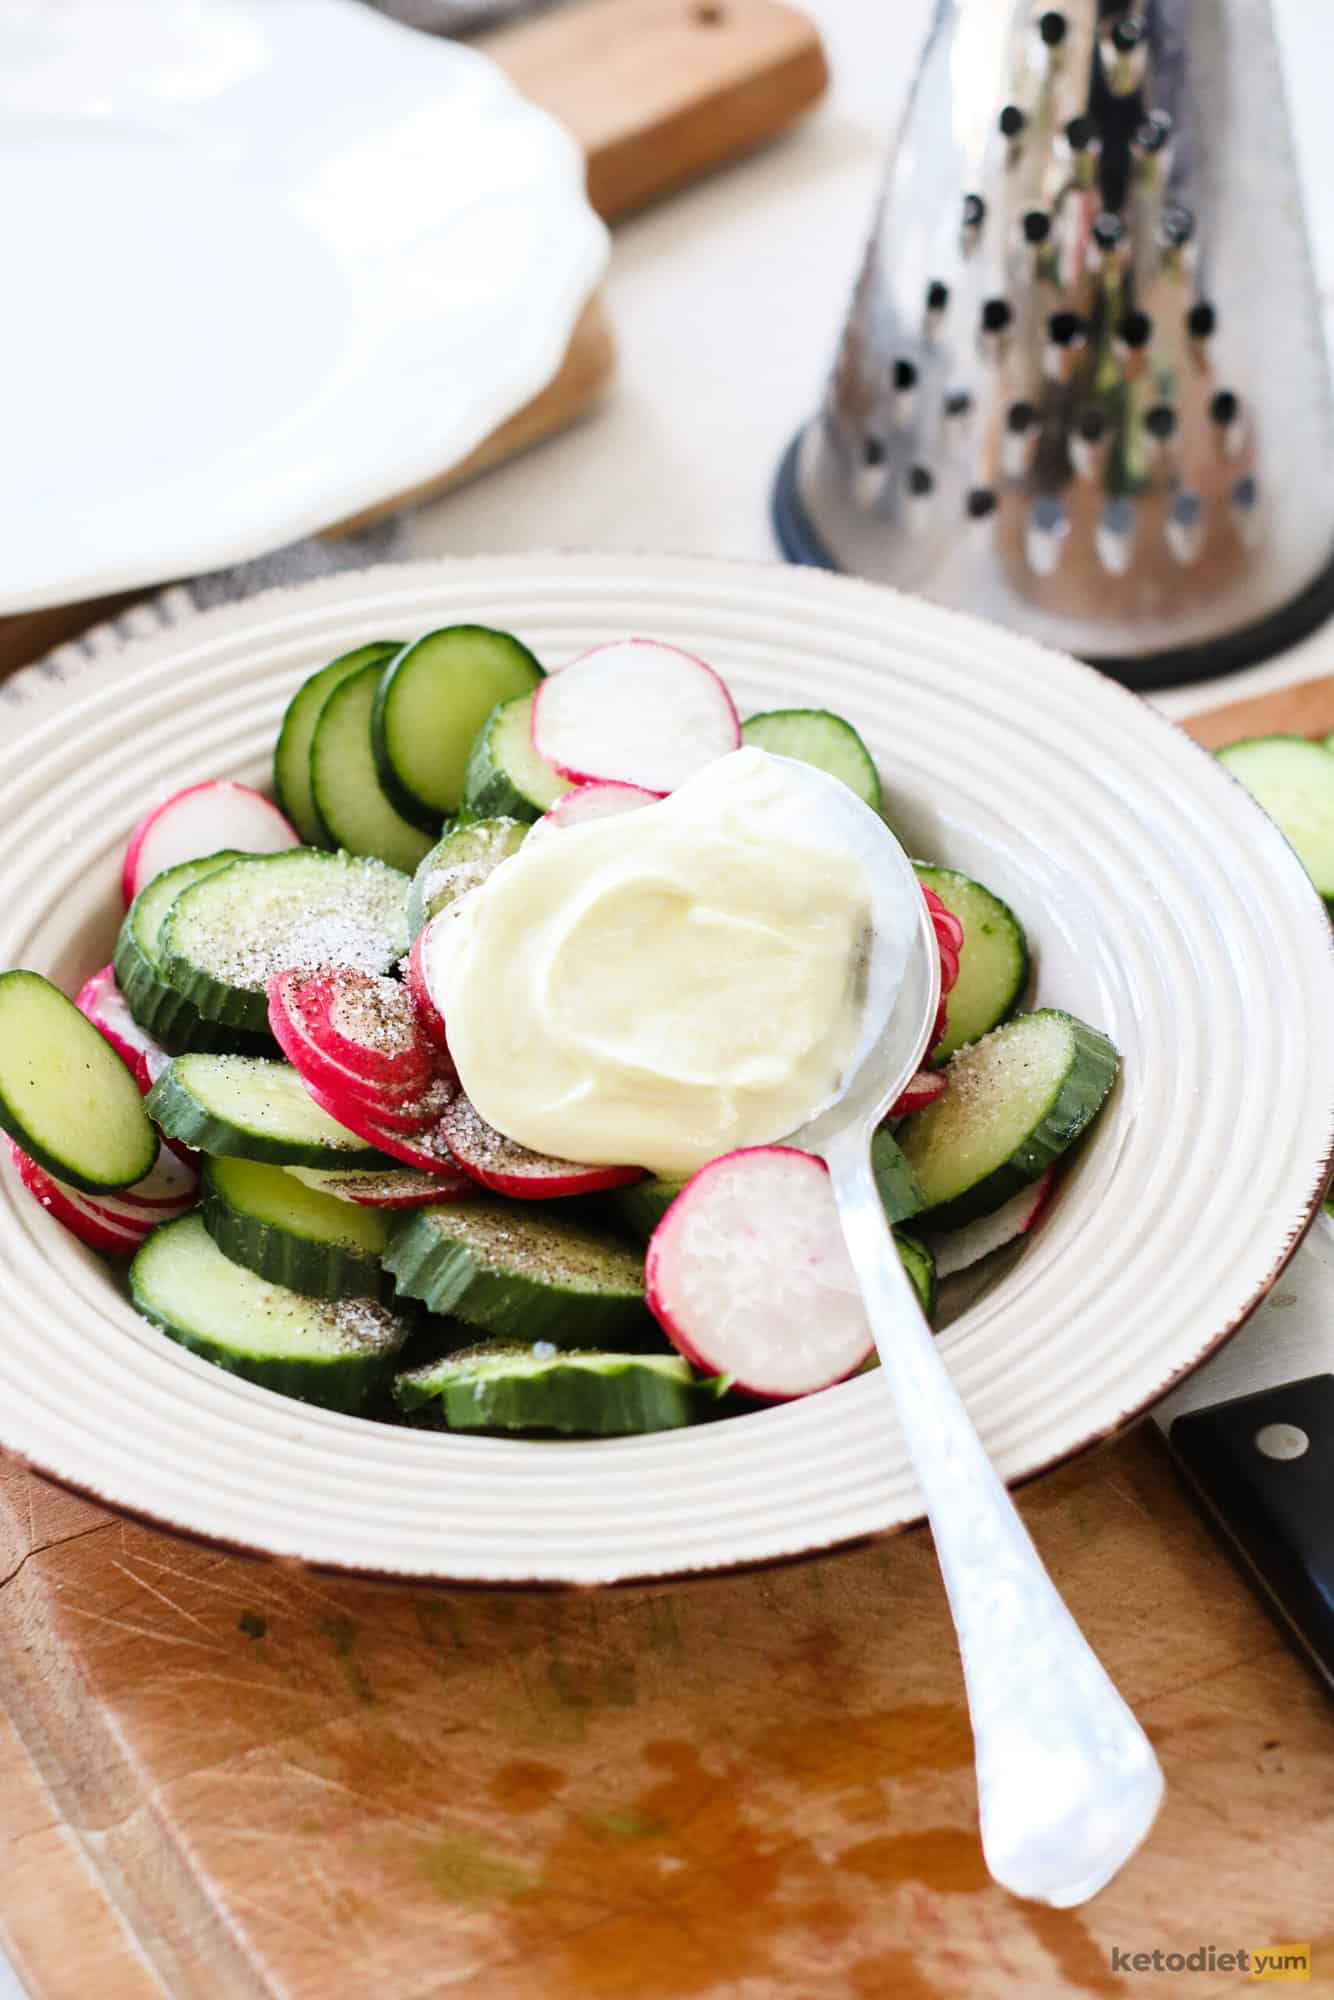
(825, 1133, 1164, 1906)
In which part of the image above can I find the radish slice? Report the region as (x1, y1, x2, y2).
(268, 972, 445, 1129)
(102, 1141, 199, 1214)
(645, 1147, 874, 1398)
(930, 1170, 1055, 1280)
(9, 1143, 148, 1254)
(532, 639, 740, 794)
(298, 1072, 461, 1174)
(438, 1093, 641, 1200)
(890, 1070, 947, 1117)
(922, 884, 965, 961)
(406, 916, 452, 1054)
(531, 780, 659, 839)
(285, 1165, 469, 1209)
(302, 970, 435, 1093)
(75, 965, 169, 1095)
(123, 781, 298, 904)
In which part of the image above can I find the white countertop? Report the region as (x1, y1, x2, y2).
(413, 0, 1334, 723)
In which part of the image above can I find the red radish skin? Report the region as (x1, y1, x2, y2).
(297, 1072, 463, 1176)
(532, 638, 740, 794)
(922, 885, 962, 1058)
(930, 1170, 1056, 1280)
(122, 781, 298, 904)
(10, 1144, 149, 1254)
(439, 1093, 641, 1200)
(889, 1070, 947, 1117)
(287, 1167, 469, 1209)
(533, 781, 659, 837)
(646, 1146, 874, 1399)
(267, 972, 444, 1128)
(923, 884, 965, 960)
(406, 919, 452, 1055)
(301, 970, 434, 1093)
(101, 1142, 198, 1214)
(75, 965, 169, 1094)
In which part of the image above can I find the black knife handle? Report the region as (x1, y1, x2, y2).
(1166, 1374, 1334, 1694)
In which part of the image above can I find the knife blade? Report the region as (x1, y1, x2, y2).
(1152, 1210, 1334, 1691)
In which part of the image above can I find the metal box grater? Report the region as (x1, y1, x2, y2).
(774, 0, 1334, 688)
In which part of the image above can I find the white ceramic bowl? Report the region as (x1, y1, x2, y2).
(2, 555, 1332, 1585)
(0, 0, 608, 612)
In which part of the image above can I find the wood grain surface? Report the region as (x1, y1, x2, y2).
(1, 676, 1333, 1997)
(0, 0, 826, 678)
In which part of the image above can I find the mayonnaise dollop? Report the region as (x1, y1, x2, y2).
(428, 747, 872, 1176)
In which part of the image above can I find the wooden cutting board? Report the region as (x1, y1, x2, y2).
(0, 0, 826, 679)
(1, 679, 1333, 1997)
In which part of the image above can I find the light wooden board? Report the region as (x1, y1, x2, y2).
(0, 674, 1332, 1997)
(0, 0, 826, 678)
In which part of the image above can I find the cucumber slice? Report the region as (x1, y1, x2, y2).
(395, 1342, 699, 1435)
(372, 627, 544, 828)
(406, 817, 527, 937)
(114, 851, 268, 1053)
(895, 1231, 937, 1320)
(309, 661, 434, 873)
(1217, 736, 1334, 898)
(160, 849, 409, 1034)
(0, 971, 157, 1193)
(607, 1174, 689, 1243)
(897, 1009, 1119, 1228)
(913, 864, 1030, 1061)
(274, 642, 402, 845)
(384, 1200, 659, 1347)
(740, 709, 881, 811)
(147, 1055, 390, 1167)
(871, 1127, 926, 1222)
(131, 1213, 407, 1412)
(201, 1156, 388, 1299)
(462, 693, 572, 822)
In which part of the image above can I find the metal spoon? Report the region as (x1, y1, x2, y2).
(781, 756, 1164, 1907)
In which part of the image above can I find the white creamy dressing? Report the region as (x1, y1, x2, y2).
(428, 748, 873, 1175)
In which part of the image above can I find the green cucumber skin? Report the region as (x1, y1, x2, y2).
(113, 926, 268, 1055)
(371, 627, 545, 830)
(406, 816, 528, 938)
(309, 664, 435, 874)
(146, 1065, 387, 1170)
(201, 1171, 389, 1303)
(606, 1175, 689, 1243)
(740, 708, 882, 811)
(895, 1232, 937, 1321)
(274, 642, 403, 846)
(900, 1011, 1119, 1231)
(914, 863, 1030, 1063)
(396, 1349, 697, 1435)
(116, 850, 268, 1054)
(0, 970, 157, 1194)
(871, 1128, 926, 1223)
(384, 1215, 660, 1349)
(462, 696, 567, 822)
(159, 850, 409, 1035)
(131, 1294, 392, 1413)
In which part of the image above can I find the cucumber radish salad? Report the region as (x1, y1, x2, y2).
(0, 626, 1121, 1437)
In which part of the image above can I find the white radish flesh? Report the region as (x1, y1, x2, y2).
(645, 1146, 874, 1398)
(531, 780, 659, 839)
(123, 782, 298, 903)
(930, 1170, 1055, 1280)
(532, 639, 740, 794)
(75, 964, 169, 1094)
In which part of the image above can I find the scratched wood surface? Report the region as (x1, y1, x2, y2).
(0, 682, 1332, 1999)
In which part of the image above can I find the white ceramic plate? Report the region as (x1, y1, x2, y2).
(0, 1, 607, 614)
(2, 555, 1333, 1585)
